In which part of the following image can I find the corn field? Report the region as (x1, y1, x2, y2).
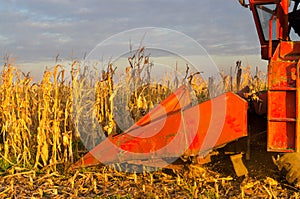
(0, 49, 267, 171)
(6, 50, 300, 198)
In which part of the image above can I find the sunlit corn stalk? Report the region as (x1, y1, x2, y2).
(71, 67, 85, 142)
(95, 65, 115, 136)
(34, 70, 52, 168)
(62, 75, 74, 163)
(125, 47, 172, 123)
(220, 70, 231, 92)
(106, 66, 115, 133)
(63, 96, 73, 163)
(70, 62, 82, 159)
(71, 63, 81, 140)
(208, 77, 215, 98)
(240, 65, 253, 90)
(189, 74, 208, 103)
(29, 83, 39, 142)
(0, 66, 34, 167)
(253, 67, 267, 92)
(0, 65, 17, 162)
(14, 70, 32, 166)
(236, 60, 242, 92)
(72, 64, 102, 149)
(49, 65, 64, 169)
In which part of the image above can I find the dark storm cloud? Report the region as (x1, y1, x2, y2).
(0, 0, 260, 63)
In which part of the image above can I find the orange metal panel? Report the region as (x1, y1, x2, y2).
(268, 121, 295, 151)
(269, 91, 295, 119)
(267, 41, 300, 152)
(71, 88, 248, 169)
(279, 42, 300, 60)
(250, 0, 279, 4)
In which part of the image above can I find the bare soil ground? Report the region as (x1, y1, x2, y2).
(207, 132, 300, 198)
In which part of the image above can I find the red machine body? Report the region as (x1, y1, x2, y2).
(72, 86, 248, 168)
(247, 0, 300, 152)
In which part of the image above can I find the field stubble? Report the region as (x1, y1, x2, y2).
(0, 50, 299, 198)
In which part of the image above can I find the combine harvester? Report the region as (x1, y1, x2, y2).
(72, 0, 300, 185)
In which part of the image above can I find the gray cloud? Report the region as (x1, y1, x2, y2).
(0, 0, 261, 65)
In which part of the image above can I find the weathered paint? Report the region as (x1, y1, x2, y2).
(268, 41, 300, 152)
(71, 86, 248, 168)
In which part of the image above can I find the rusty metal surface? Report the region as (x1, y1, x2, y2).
(72, 86, 248, 169)
(268, 41, 300, 152)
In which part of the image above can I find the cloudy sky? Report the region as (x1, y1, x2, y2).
(0, 0, 268, 79)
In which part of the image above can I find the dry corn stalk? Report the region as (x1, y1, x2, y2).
(0, 54, 267, 172)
